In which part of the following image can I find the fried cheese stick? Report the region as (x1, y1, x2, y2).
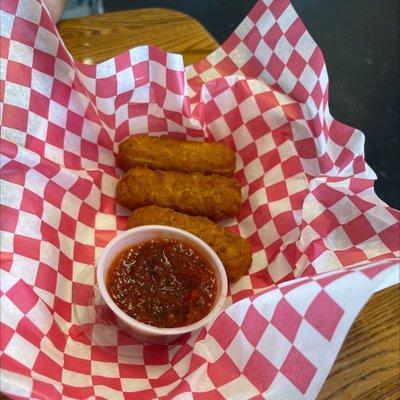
(118, 135, 236, 177)
(127, 206, 252, 281)
(116, 167, 242, 220)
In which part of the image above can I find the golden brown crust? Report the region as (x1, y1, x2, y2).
(127, 206, 252, 281)
(116, 167, 242, 220)
(118, 135, 236, 177)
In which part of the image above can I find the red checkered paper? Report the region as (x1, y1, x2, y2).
(0, 0, 399, 399)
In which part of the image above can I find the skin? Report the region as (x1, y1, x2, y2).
(43, 0, 67, 23)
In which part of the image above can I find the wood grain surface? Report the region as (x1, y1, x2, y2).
(318, 284, 399, 400)
(1, 9, 398, 400)
(57, 8, 219, 65)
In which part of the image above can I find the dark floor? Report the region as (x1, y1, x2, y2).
(105, 0, 399, 209)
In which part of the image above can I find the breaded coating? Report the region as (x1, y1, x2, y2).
(118, 135, 236, 177)
(127, 206, 252, 281)
(116, 167, 242, 220)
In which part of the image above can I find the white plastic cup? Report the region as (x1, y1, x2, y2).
(96, 225, 228, 344)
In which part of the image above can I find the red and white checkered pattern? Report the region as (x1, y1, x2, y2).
(1, 0, 399, 399)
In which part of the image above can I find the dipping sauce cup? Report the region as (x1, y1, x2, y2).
(96, 225, 228, 344)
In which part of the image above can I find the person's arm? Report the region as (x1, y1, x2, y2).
(44, 0, 67, 23)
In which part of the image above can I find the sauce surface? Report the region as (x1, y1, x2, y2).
(106, 239, 217, 328)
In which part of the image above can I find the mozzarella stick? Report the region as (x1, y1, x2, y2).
(127, 206, 252, 281)
(116, 167, 242, 220)
(118, 135, 235, 177)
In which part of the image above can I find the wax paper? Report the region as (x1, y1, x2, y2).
(0, 0, 399, 399)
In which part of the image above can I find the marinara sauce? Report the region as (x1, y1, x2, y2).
(106, 239, 218, 328)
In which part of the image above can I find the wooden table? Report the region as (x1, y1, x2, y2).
(3, 9, 398, 400)
(57, 8, 218, 66)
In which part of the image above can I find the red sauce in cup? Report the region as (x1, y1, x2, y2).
(106, 239, 218, 328)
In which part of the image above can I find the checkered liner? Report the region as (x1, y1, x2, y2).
(0, 0, 399, 398)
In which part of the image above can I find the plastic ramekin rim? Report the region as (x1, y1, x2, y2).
(96, 225, 228, 336)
